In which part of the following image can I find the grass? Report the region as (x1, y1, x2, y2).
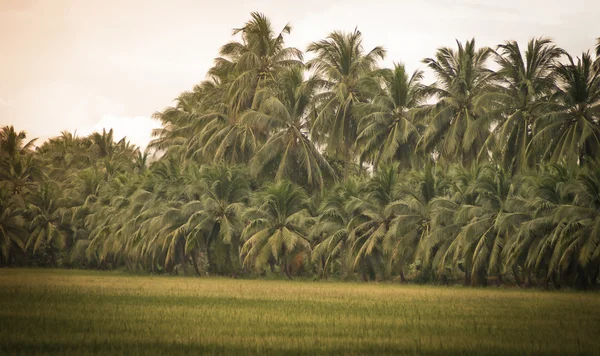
(1, 269, 599, 355)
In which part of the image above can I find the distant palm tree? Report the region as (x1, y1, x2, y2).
(210, 12, 303, 112)
(420, 39, 494, 167)
(489, 38, 564, 173)
(248, 67, 335, 189)
(0, 126, 37, 159)
(386, 164, 450, 281)
(26, 182, 66, 260)
(531, 52, 600, 165)
(311, 178, 362, 278)
(347, 164, 402, 280)
(183, 164, 249, 275)
(241, 181, 312, 277)
(307, 29, 386, 178)
(356, 63, 427, 170)
(0, 187, 26, 264)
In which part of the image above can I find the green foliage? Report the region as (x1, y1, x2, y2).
(2, 13, 600, 288)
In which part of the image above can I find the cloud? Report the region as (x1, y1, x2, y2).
(79, 114, 162, 150)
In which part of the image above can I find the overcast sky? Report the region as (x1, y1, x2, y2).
(1, 0, 598, 148)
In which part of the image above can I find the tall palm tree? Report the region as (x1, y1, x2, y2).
(356, 63, 427, 171)
(307, 29, 386, 178)
(248, 67, 335, 189)
(489, 38, 564, 173)
(241, 181, 312, 277)
(531, 52, 600, 165)
(0, 126, 37, 159)
(210, 12, 303, 112)
(0, 126, 41, 195)
(420, 39, 494, 167)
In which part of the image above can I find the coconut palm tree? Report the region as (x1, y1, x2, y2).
(441, 165, 528, 285)
(356, 63, 427, 171)
(347, 164, 402, 280)
(488, 38, 564, 173)
(503, 164, 573, 286)
(385, 164, 450, 281)
(420, 39, 494, 167)
(0, 126, 41, 195)
(26, 182, 66, 262)
(307, 29, 386, 178)
(0, 187, 26, 264)
(182, 164, 250, 275)
(210, 12, 303, 112)
(311, 177, 362, 278)
(248, 67, 335, 189)
(241, 180, 312, 277)
(531, 52, 600, 165)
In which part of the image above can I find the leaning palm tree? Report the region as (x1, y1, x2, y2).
(420, 39, 494, 167)
(356, 63, 427, 171)
(248, 67, 335, 189)
(241, 181, 312, 277)
(531, 52, 600, 165)
(488, 38, 564, 173)
(307, 29, 386, 178)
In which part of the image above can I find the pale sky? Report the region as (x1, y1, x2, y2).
(1, 0, 598, 148)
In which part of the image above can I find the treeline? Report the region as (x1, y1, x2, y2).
(1, 13, 600, 289)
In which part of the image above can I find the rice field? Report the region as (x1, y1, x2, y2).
(0, 269, 599, 355)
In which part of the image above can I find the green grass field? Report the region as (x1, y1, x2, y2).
(1, 269, 599, 355)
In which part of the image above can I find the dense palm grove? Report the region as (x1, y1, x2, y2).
(2, 14, 600, 289)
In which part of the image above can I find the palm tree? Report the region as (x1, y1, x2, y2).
(210, 12, 303, 112)
(0, 126, 37, 159)
(385, 164, 450, 281)
(183, 164, 250, 275)
(538, 161, 600, 289)
(0, 126, 41, 195)
(441, 165, 527, 285)
(26, 182, 66, 262)
(0, 187, 26, 265)
(531, 52, 600, 165)
(420, 39, 494, 167)
(347, 164, 402, 280)
(307, 29, 386, 178)
(248, 67, 335, 189)
(503, 164, 573, 286)
(311, 178, 362, 278)
(241, 181, 312, 277)
(356, 63, 427, 171)
(489, 38, 564, 173)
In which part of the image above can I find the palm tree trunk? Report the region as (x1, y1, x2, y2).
(191, 248, 201, 277)
(399, 269, 407, 284)
(179, 241, 188, 276)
